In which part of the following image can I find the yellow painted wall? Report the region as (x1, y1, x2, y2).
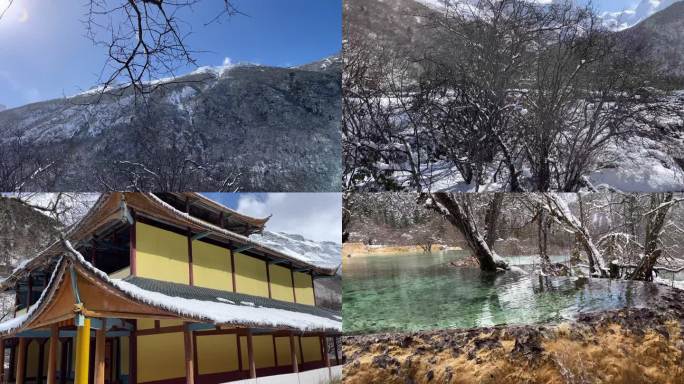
(136, 222, 189, 284)
(301, 336, 322, 363)
(274, 337, 292, 366)
(269, 265, 294, 302)
(234, 253, 269, 298)
(196, 333, 239, 374)
(159, 319, 183, 327)
(294, 272, 315, 305)
(137, 318, 156, 330)
(239, 336, 247, 370)
(253, 335, 275, 369)
(193, 241, 232, 291)
(26, 340, 39, 378)
(239, 334, 276, 370)
(120, 337, 129, 375)
(137, 332, 185, 383)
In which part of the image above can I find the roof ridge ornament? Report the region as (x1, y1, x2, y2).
(120, 197, 135, 225)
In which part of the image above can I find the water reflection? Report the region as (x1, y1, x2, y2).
(342, 250, 673, 333)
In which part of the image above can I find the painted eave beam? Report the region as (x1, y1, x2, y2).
(16, 330, 130, 338)
(191, 231, 212, 241)
(187, 323, 216, 332)
(312, 274, 337, 280)
(233, 244, 255, 253)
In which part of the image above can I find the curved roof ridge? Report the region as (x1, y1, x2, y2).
(181, 192, 271, 227)
(143, 193, 338, 275)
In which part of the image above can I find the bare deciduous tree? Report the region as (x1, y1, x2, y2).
(424, 192, 509, 272)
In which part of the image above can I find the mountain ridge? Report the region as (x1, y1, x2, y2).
(0, 55, 342, 191)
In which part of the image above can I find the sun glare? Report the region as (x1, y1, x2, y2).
(0, 0, 29, 25)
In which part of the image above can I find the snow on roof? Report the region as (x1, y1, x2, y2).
(0, 240, 341, 335)
(112, 280, 341, 332)
(66, 240, 341, 332)
(0, 256, 65, 334)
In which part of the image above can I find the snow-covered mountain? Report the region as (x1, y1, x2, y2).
(250, 231, 342, 273)
(0, 56, 341, 191)
(622, 0, 684, 78)
(602, 0, 682, 30)
(415, 0, 683, 31)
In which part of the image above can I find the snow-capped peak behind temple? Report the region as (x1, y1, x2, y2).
(249, 231, 342, 273)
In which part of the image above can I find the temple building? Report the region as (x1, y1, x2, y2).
(0, 193, 343, 384)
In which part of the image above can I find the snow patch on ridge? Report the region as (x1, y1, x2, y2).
(250, 231, 342, 273)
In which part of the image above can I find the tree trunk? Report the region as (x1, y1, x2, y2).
(537, 207, 550, 266)
(427, 193, 509, 272)
(540, 193, 607, 276)
(484, 193, 504, 249)
(628, 193, 674, 281)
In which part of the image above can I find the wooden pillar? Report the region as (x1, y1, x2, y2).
(230, 250, 237, 292)
(65, 340, 72, 383)
(182, 323, 194, 384)
(322, 335, 331, 380)
(266, 264, 272, 299)
(47, 325, 59, 384)
(271, 335, 278, 368)
(322, 336, 331, 368)
(290, 269, 298, 303)
(37, 340, 46, 384)
(59, 339, 68, 384)
(95, 319, 106, 384)
(187, 230, 194, 286)
(16, 338, 27, 384)
(333, 336, 340, 365)
(74, 318, 91, 384)
(129, 221, 137, 276)
(115, 338, 121, 384)
(298, 335, 304, 370)
(9, 343, 16, 382)
(246, 330, 256, 379)
(289, 333, 298, 374)
(129, 320, 137, 384)
(312, 274, 318, 307)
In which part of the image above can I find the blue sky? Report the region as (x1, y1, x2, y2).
(588, 0, 637, 12)
(202, 193, 342, 243)
(0, 0, 341, 108)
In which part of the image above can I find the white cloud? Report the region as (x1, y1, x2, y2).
(222, 57, 233, 66)
(236, 193, 341, 244)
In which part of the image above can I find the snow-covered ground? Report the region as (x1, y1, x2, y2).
(588, 136, 684, 192)
(347, 91, 684, 192)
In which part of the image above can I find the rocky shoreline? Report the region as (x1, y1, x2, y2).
(343, 285, 684, 384)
